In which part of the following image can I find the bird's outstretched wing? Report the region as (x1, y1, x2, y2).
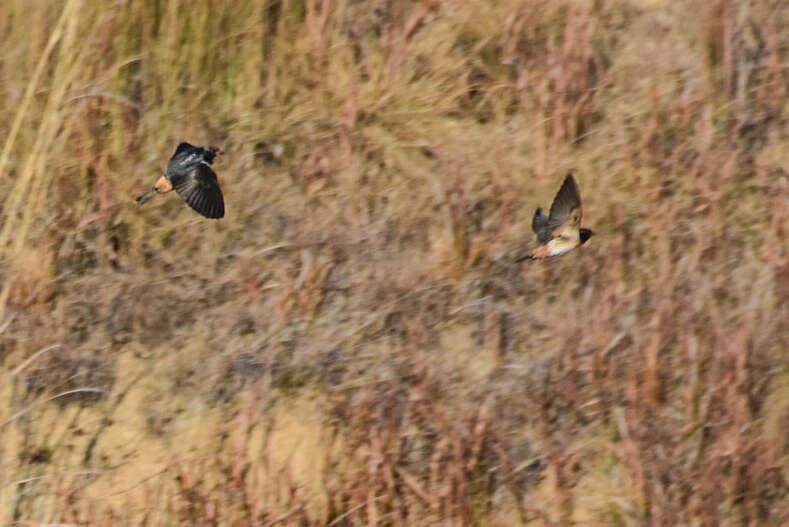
(171, 163, 225, 219)
(532, 207, 551, 244)
(546, 173, 582, 238)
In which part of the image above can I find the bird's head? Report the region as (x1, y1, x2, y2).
(204, 146, 222, 163)
(580, 228, 595, 244)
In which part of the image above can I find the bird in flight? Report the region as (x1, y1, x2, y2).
(518, 173, 594, 260)
(136, 142, 225, 219)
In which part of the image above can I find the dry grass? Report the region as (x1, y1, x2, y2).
(2, 0, 789, 525)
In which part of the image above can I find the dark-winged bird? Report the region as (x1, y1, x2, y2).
(136, 142, 225, 219)
(518, 173, 594, 260)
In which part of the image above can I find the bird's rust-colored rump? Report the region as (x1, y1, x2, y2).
(530, 245, 553, 259)
(154, 176, 173, 193)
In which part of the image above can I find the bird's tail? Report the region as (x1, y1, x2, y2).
(136, 188, 157, 205)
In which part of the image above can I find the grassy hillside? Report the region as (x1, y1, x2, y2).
(2, 0, 789, 524)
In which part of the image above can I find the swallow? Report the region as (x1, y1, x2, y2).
(136, 142, 225, 219)
(517, 173, 594, 260)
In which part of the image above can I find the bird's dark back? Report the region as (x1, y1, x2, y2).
(167, 143, 213, 178)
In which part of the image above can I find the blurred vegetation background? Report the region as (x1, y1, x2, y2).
(2, 0, 789, 524)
